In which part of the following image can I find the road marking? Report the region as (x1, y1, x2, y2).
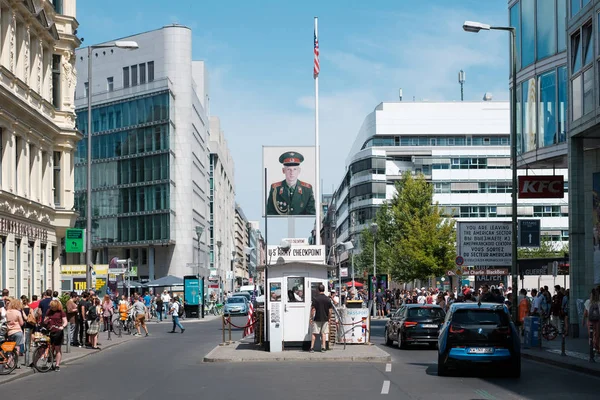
(381, 380, 390, 395)
(385, 363, 391, 372)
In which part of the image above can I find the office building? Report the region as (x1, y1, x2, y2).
(247, 220, 261, 282)
(0, 0, 80, 296)
(70, 26, 213, 280)
(327, 101, 569, 271)
(233, 204, 249, 288)
(564, 0, 600, 335)
(208, 116, 235, 293)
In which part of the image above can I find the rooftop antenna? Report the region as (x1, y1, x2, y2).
(458, 70, 466, 101)
(399, 88, 403, 102)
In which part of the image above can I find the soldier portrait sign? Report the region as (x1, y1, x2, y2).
(263, 146, 316, 217)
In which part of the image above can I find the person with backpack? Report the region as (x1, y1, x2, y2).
(583, 287, 600, 353)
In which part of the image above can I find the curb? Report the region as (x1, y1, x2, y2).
(202, 345, 391, 363)
(521, 352, 600, 377)
(0, 337, 134, 386)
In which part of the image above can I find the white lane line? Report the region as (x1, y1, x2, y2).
(385, 363, 392, 372)
(381, 380, 390, 395)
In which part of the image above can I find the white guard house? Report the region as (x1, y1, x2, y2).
(260, 243, 331, 352)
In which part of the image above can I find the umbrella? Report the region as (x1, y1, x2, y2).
(146, 275, 184, 287)
(346, 282, 363, 287)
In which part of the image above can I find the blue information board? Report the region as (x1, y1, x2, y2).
(184, 277, 202, 306)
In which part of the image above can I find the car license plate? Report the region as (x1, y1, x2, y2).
(422, 324, 438, 328)
(467, 347, 494, 354)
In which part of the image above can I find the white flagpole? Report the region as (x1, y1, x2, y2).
(314, 16, 321, 246)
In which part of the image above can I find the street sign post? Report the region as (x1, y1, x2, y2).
(65, 229, 85, 253)
(518, 219, 541, 248)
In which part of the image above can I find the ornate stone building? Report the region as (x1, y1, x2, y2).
(0, 0, 80, 297)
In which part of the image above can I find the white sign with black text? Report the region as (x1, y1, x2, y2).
(267, 245, 326, 264)
(457, 222, 512, 266)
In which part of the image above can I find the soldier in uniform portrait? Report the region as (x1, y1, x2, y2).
(266, 151, 316, 216)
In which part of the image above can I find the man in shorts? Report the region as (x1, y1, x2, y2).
(132, 295, 149, 337)
(309, 284, 332, 353)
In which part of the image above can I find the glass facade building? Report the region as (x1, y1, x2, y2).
(509, 0, 569, 161)
(74, 92, 172, 246)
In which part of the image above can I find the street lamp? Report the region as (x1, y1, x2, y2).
(463, 20, 518, 323)
(370, 222, 378, 317)
(85, 40, 139, 290)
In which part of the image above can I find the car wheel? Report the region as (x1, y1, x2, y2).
(398, 333, 407, 349)
(384, 328, 393, 346)
(437, 353, 449, 376)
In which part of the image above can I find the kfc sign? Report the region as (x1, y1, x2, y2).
(518, 175, 564, 199)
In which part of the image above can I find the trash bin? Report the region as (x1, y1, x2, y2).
(523, 316, 540, 348)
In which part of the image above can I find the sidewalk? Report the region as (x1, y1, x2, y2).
(521, 334, 600, 377)
(0, 331, 136, 385)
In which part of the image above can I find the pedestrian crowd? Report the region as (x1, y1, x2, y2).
(0, 287, 188, 373)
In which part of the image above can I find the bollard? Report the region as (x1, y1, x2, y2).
(107, 318, 112, 341)
(222, 314, 225, 344)
(561, 332, 566, 356)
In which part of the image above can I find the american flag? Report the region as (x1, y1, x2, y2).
(314, 29, 320, 78)
(243, 301, 254, 337)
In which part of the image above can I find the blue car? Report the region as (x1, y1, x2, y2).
(224, 296, 249, 316)
(437, 302, 521, 378)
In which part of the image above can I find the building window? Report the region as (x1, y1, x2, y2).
(51, 0, 63, 14)
(583, 68, 594, 114)
(571, 0, 581, 17)
(131, 65, 138, 86)
(538, 70, 557, 147)
(139, 63, 146, 84)
(572, 75, 582, 120)
(148, 61, 154, 82)
(521, 0, 535, 68)
(536, 0, 557, 60)
(533, 205, 561, 217)
(52, 54, 61, 108)
(558, 0, 567, 52)
(558, 66, 568, 143)
(84, 82, 89, 98)
(583, 22, 593, 65)
(53, 151, 61, 207)
(123, 67, 129, 88)
(572, 32, 582, 73)
(107, 77, 114, 92)
(510, 3, 521, 70)
(522, 78, 537, 153)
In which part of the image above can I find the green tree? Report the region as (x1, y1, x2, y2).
(355, 172, 456, 282)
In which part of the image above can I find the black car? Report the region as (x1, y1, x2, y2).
(384, 304, 445, 349)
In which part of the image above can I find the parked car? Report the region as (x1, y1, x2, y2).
(384, 304, 445, 349)
(223, 297, 249, 316)
(437, 302, 521, 378)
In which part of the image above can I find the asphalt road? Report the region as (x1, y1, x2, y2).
(2, 317, 598, 399)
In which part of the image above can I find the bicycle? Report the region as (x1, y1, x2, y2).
(112, 311, 135, 337)
(205, 301, 224, 316)
(0, 339, 18, 375)
(32, 328, 54, 373)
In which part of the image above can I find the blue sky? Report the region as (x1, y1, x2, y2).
(77, 0, 509, 242)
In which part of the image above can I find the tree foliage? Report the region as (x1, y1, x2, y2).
(355, 172, 456, 282)
(517, 235, 568, 259)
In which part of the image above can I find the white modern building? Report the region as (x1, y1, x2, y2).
(0, 0, 80, 296)
(208, 116, 235, 293)
(329, 101, 569, 271)
(69, 25, 214, 280)
(233, 204, 249, 289)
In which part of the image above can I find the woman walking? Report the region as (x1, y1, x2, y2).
(43, 300, 67, 371)
(101, 295, 114, 332)
(6, 299, 24, 357)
